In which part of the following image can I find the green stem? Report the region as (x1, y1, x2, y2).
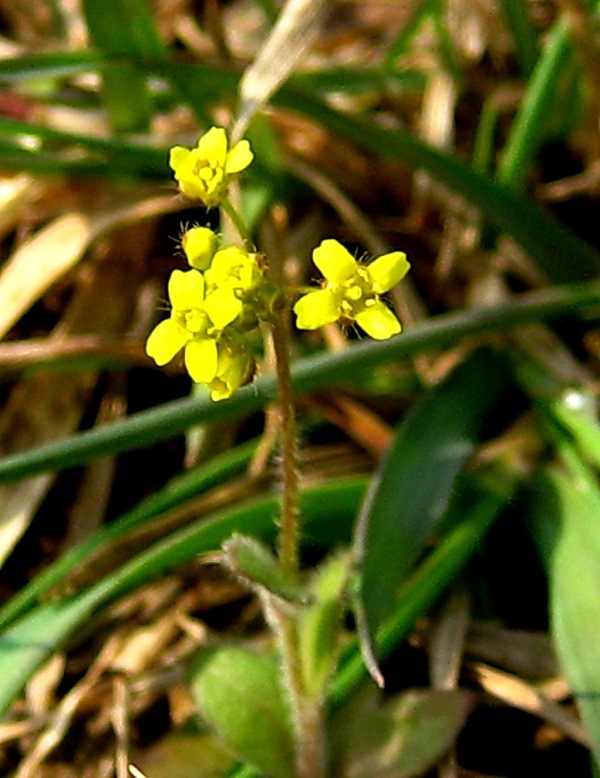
(221, 197, 253, 248)
(272, 605, 326, 778)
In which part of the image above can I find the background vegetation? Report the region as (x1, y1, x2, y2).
(0, 0, 600, 776)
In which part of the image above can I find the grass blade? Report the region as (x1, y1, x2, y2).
(0, 279, 598, 484)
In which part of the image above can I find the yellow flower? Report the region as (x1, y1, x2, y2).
(294, 239, 410, 340)
(181, 226, 218, 270)
(203, 246, 264, 329)
(169, 127, 253, 208)
(146, 269, 219, 383)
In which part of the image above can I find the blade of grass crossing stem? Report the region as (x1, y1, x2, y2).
(82, 0, 165, 132)
(0, 477, 367, 717)
(528, 454, 600, 768)
(1, 280, 600, 484)
(354, 349, 511, 685)
(0, 440, 258, 631)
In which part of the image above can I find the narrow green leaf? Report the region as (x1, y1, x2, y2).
(0, 279, 599, 484)
(497, 17, 573, 190)
(354, 350, 511, 682)
(0, 594, 99, 719)
(82, 0, 165, 132)
(0, 440, 257, 631)
(499, 0, 538, 76)
(191, 646, 294, 778)
(298, 551, 351, 699)
(528, 460, 600, 767)
(223, 534, 303, 602)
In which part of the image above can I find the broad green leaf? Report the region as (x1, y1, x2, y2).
(190, 646, 294, 778)
(354, 350, 511, 683)
(330, 477, 512, 710)
(528, 455, 600, 767)
(333, 689, 471, 778)
(1, 279, 599, 484)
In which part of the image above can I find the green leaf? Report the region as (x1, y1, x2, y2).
(333, 688, 471, 778)
(82, 0, 165, 132)
(329, 477, 511, 711)
(528, 454, 600, 767)
(298, 551, 351, 699)
(354, 349, 511, 683)
(190, 646, 294, 778)
(0, 440, 257, 631)
(222, 534, 303, 602)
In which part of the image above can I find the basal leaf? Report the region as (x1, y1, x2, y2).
(190, 645, 294, 778)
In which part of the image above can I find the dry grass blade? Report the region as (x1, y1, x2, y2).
(470, 662, 588, 747)
(234, 0, 328, 138)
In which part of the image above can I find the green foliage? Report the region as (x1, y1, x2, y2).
(354, 349, 511, 682)
(190, 645, 295, 778)
(332, 688, 471, 778)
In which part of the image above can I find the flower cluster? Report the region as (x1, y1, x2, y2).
(146, 127, 410, 401)
(146, 227, 274, 400)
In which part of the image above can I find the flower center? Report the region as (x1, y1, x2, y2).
(338, 267, 376, 315)
(174, 308, 210, 335)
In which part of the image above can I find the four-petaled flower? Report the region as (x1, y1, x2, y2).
(169, 127, 253, 208)
(146, 269, 223, 385)
(294, 239, 410, 340)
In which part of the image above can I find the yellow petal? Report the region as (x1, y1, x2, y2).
(146, 318, 188, 365)
(197, 127, 227, 165)
(355, 301, 401, 340)
(184, 338, 218, 383)
(168, 269, 204, 310)
(225, 139, 254, 174)
(204, 287, 243, 329)
(368, 252, 410, 293)
(312, 240, 357, 283)
(294, 289, 340, 330)
(169, 146, 191, 174)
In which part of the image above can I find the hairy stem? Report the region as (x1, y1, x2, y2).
(270, 306, 300, 580)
